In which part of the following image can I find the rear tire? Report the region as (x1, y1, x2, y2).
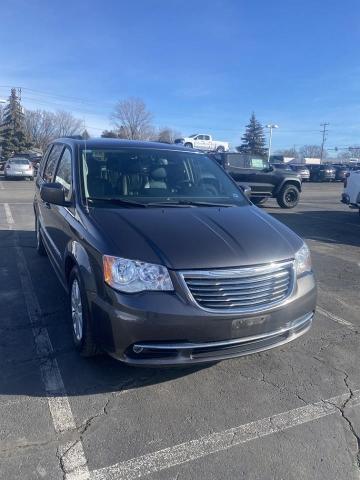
(216, 146, 225, 153)
(277, 184, 300, 209)
(69, 266, 98, 357)
(35, 216, 47, 256)
(251, 197, 267, 206)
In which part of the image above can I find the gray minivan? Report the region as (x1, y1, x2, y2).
(34, 138, 316, 366)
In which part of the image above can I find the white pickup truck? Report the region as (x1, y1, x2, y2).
(341, 170, 360, 214)
(175, 134, 229, 152)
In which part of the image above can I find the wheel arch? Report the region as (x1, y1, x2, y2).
(64, 240, 97, 293)
(274, 178, 302, 196)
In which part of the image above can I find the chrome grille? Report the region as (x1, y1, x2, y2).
(180, 261, 294, 313)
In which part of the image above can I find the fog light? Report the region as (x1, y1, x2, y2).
(133, 345, 144, 354)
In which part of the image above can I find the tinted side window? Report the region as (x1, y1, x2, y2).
(55, 148, 72, 201)
(204, 135, 210, 140)
(43, 145, 64, 182)
(228, 155, 246, 168)
(197, 135, 204, 140)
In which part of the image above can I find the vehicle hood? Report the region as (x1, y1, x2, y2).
(89, 205, 303, 270)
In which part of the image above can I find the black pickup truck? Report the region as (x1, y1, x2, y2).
(210, 153, 302, 208)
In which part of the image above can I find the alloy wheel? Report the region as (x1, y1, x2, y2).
(71, 279, 83, 342)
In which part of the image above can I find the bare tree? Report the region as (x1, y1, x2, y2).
(24, 109, 83, 152)
(299, 145, 326, 159)
(274, 147, 298, 159)
(53, 110, 83, 138)
(0, 105, 4, 125)
(24, 109, 57, 152)
(101, 129, 118, 138)
(111, 97, 154, 140)
(336, 146, 360, 162)
(155, 127, 182, 144)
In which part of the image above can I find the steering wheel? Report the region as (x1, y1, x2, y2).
(176, 180, 193, 189)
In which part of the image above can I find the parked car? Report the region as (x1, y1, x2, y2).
(33, 138, 316, 366)
(332, 164, 350, 182)
(174, 134, 229, 152)
(210, 152, 302, 208)
(341, 170, 360, 214)
(4, 157, 34, 180)
(308, 164, 336, 182)
(348, 163, 360, 171)
(30, 157, 42, 176)
(289, 164, 310, 182)
(270, 163, 293, 171)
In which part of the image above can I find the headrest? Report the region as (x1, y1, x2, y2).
(86, 157, 102, 174)
(150, 167, 166, 180)
(124, 160, 148, 174)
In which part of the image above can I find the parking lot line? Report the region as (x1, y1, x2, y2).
(4, 203, 14, 224)
(91, 389, 360, 480)
(317, 306, 358, 332)
(5, 203, 90, 479)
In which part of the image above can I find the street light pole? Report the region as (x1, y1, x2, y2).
(266, 124, 279, 162)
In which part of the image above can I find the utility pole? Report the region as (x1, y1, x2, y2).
(266, 124, 279, 162)
(320, 123, 329, 163)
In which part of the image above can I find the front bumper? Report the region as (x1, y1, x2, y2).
(126, 312, 313, 365)
(5, 172, 33, 178)
(88, 270, 317, 366)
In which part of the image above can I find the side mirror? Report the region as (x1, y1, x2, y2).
(240, 184, 251, 198)
(263, 164, 273, 172)
(40, 182, 69, 206)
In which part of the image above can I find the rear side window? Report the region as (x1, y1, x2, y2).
(55, 148, 72, 201)
(43, 144, 64, 182)
(250, 158, 266, 169)
(227, 155, 246, 168)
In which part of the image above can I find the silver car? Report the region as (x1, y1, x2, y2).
(4, 158, 34, 180)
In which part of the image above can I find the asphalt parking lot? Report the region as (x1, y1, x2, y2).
(0, 178, 359, 480)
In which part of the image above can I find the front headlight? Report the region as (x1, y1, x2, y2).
(294, 243, 312, 276)
(103, 256, 174, 293)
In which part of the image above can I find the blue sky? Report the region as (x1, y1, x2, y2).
(0, 0, 359, 152)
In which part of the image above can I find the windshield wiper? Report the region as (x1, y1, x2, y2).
(87, 197, 147, 207)
(146, 200, 236, 208)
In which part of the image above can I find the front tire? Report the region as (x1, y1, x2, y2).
(184, 142, 193, 148)
(277, 184, 300, 209)
(69, 266, 98, 357)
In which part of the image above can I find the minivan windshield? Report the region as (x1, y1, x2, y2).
(81, 148, 246, 207)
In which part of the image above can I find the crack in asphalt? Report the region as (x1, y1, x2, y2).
(325, 372, 360, 471)
(56, 440, 77, 480)
(0, 438, 55, 456)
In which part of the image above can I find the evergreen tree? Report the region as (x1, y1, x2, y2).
(237, 113, 267, 156)
(81, 129, 90, 140)
(0, 88, 31, 158)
